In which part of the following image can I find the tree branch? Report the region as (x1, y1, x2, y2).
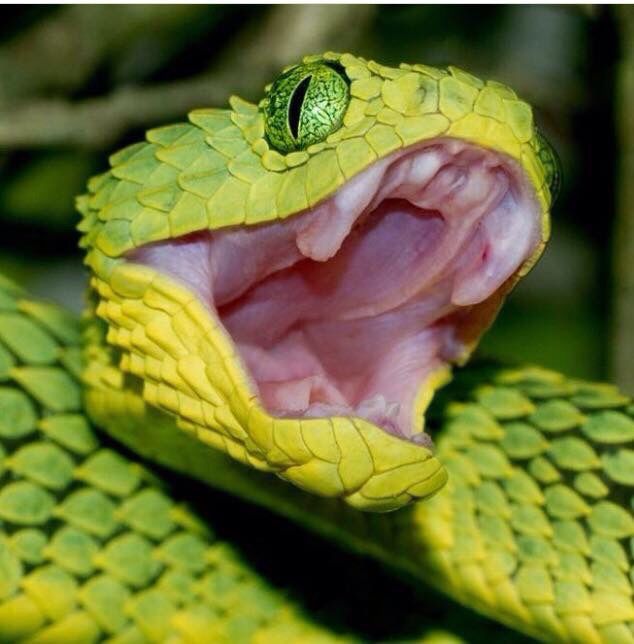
(611, 5, 634, 391)
(0, 5, 375, 148)
(0, 6, 210, 105)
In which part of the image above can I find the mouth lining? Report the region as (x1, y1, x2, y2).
(130, 138, 541, 447)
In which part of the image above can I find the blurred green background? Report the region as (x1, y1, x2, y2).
(0, 6, 632, 642)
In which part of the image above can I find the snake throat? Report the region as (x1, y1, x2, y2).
(131, 138, 541, 446)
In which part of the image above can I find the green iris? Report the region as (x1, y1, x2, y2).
(263, 62, 350, 153)
(536, 130, 563, 204)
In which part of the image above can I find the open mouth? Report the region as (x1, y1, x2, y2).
(131, 138, 541, 448)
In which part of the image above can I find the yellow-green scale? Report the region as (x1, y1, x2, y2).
(0, 278, 362, 643)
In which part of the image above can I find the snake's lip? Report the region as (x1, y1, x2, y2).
(131, 137, 541, 448)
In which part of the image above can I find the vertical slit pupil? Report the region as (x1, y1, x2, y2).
(288, 75, 312, 140)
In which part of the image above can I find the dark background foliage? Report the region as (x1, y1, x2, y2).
(0, 6, 631, 642)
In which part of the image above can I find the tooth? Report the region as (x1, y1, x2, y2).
(411, 432, 434, 449)
(407, 149, 444, 188)
(357, 394, 387, 417)
(295, 201, 350, 262)
(385, 401, 400, 419)
(304, 402, 350, 417)
(410, 164, 466, 209)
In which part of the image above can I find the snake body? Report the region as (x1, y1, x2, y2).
(0, 52, 630, 642)
(0, 278, 360, 644)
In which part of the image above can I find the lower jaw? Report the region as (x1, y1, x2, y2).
(90, 260, 449, 511)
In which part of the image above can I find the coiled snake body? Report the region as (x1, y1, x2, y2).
(0, 53, 631, 643)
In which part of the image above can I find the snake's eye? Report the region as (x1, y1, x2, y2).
(263, 62, 350, 153)
(535, 130, 562, 205)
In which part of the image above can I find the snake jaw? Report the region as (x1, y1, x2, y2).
(103, 137, 542, 510)
(133, 138, 540, 438)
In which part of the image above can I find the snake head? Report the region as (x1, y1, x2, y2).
(78, 53, 555, 511)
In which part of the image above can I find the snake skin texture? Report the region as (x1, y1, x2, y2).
(387, 365, 634, 643)
(0, 51, 626, 642)
(68, 52, 633, 641)
(0, 275, 632, 643)
(0, 277, 371, 644)
(144, 360, 631, 644)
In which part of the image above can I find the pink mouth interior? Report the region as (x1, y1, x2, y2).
(132, 139, 541, 445)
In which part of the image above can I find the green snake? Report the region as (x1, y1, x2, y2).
(0, 52, 631, 643)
